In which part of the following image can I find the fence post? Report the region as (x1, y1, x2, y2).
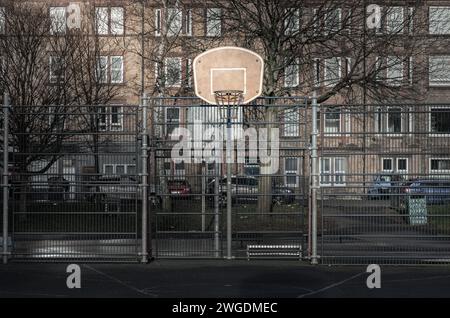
(310, 92, 319, 265)
(2, 93, 10, 264)
(141, 93, 149, 263)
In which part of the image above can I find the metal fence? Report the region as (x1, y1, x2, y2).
(2, 95, 450, 265)
(319, 104, 450, 265)
(147, 96, 310, 259)
(3, 102, 143, 262)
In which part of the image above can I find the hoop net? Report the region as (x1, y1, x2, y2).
(214, 90, 244, 120)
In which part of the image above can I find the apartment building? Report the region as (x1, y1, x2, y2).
(2, 1, 450, 194)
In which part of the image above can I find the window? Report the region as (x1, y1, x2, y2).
(96, 7, 124, 35)
(430, 107, 450, 134)
(166, 107, 180, 135)
(397, 158, 408, 173)
(96, 56, 108, 83)
(285, 8, 300, 35)
(429, 7, 450, 34)
(206, 8, 221, 36)
(284, 59, 299, 87)
(382, 157, 408, 173)
(95, 7, 108, 34)
(324, 111, 340, 134)
(185, 59, 192, 87)
(110, 56, 124, 83)
(325, 8, 341, 34)
(313, 58, 321, 87)
(324, 57, 341, 87)
(429, 56, 450, 86)
(386, 56, 403, 86)
(110, 106, 123, 130)
(334, 158, 346, 185)
(283, 108, 299, 137)
(375, 107, 410, 134)
(430, 159, 450, 173)
(0, 7, 5, 34)
(285, 158, 298, 187)
(386, 7, 404, 33)
(382, 158, 393, 172)
(184, 8, 192, 36)
(167, 7, 182, 36)
(98, 106, 123, 131)
(103, 164, 135, 176)
(321, 157, 347, 186)
(50, 56, 65, 83)
(50, 7, 66, 34)
(155, 9, 162, 36)
(165, 57, 182, 87)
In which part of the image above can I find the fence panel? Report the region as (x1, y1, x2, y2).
(149, 97, 309, 259)
(319, 104, 450, 265)
(9, 105, 141, 261)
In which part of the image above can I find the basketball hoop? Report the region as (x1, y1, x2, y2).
(214, 90, 244, 120)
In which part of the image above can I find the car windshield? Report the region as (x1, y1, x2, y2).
(379, 176, 392, 182)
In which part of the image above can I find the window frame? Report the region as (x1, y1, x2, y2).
(324, 57, 341, 87)
(206, 7, 222, 37)
(429, 106, 450, 137)
(164, 57, 182, 87)
(430, 158, 450, 175)
(284, 157, 299, 187)
(50, 6, 67, 35)
(110, 56, 124, 84)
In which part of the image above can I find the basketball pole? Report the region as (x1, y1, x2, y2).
(226, 104, 232, 260)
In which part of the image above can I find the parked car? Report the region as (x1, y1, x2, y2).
(207, 175, 296, 206)
(167, 179, 192, 198)
(368, 173, 405, 199)
(391, 179, 450, 211)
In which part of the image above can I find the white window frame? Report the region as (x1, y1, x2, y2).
(165, 57, 182, 87)
(429, 56, 450, 87)
(110, 7, 125, 35)
(206, 8, 222, 37)
(375, 106, 411, 136)
(95, 7, 109, 35)
(324, 57, 341, 87)
(334, 157, 346, 186)
(323, 108, 349, 136)
(110, 56, 124, 84)
(429, 158, 450, 175)
(397, 158, 408, 174)
(98, 106, 123, 131)
(96, 56, 108, 83)
(186, 58, 192, 87)
(165, 107, 180, 136)
(386, 56, 404, 86)
(284, 58, 299, 88)
(429, 106, 450, 137)
(283, 108, 300, 137)
(284, 157, 299, 187)
(109, 105, 123, 131)
(50, 7, 66, 35)
(167, 7, 182, 36)
(429, 6, 450, 35)
(313, 58, 321, 87)
(382, 157, 394, 172)
(155, 9, 162, 36)
(386, 6, 404, 34)
(320, 157, 347, 187)
(103, 164, 135, 176)
(184, 8, 192, 36)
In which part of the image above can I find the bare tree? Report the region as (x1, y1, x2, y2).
(209, 0, 433, 212)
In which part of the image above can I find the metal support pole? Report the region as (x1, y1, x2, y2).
(310, 92, 319, 265)
(2, 93, 10, 264)
(226, 105, 232, 260)
(214, 162, 220, 258)
(141, 93, 149, 263)
(201, 164, 206, 232)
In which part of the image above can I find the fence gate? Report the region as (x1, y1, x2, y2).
(7, 105, 142, 262)
(150, 97, 309, 259)
(319, 104, 450, 265)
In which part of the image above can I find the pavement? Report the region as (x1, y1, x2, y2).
(1, 260, 450, 298)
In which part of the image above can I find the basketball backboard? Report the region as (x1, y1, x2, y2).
(193, 47, 264, 105)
